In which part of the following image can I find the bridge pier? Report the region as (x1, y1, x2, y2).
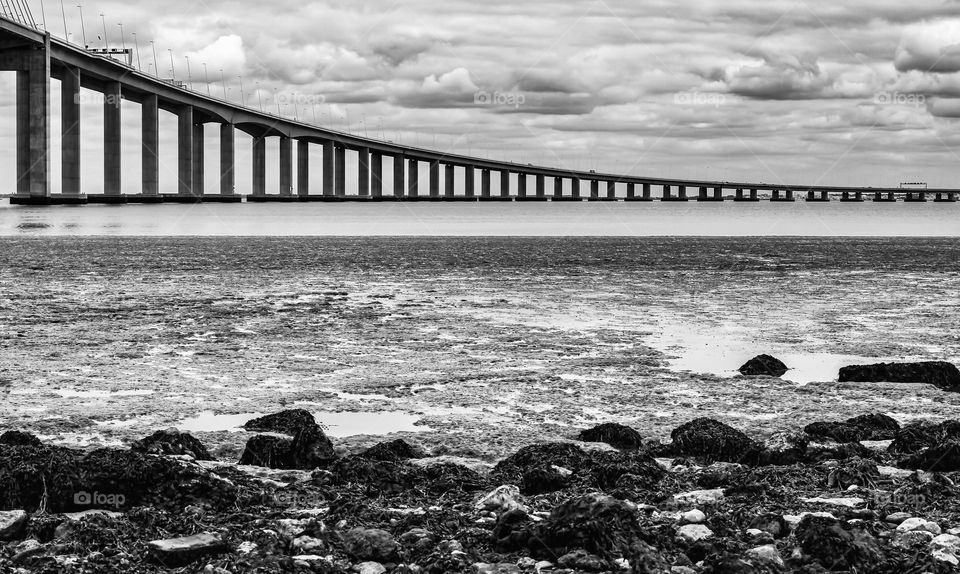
(662, 184, 672, 201)
(554, 176, 563, 199)
(393, 154, 405, 197)
(517, 174, 528, 199)
(220, 124, 235, 196)
(606, 180, 616, 200)
(481, 168, 491, 198)
(589, 180, 599, 200)
(322, 141, 334, 196)
(297, 140, 309, 198)
(445, 164, 455, 198)
(279, 136, 292, 197)
(370, 152, 382, 198)
(252, 136, 266, 198)
(572, 177, 581, 199)
(429, 160, 440, 198)
(140, 94, 159, 197)
(904, 192, 927, 202)
(408, 158, 419, 197)
(357, 146, 370, 197)
(61, 66, 81, 196)
(465, 166, 475, 198)
(177, 105, 194, 198)
(500, 171, 511, 199)
(335, 145, 346, 196)
(714, 187, 723, 201)
(193, 123, 204, 197)
(935, 192, 958, 202)
(10, 41, 50, 202)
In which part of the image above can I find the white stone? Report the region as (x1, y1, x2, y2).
(745, 545, 783, 568)
(357, 562, 386, 574)
(673, 489, 725, 506)
(801, 497, 865, 508)
(931, 534, 960, 553)
(876, 465, 913, 478)
(676, 524, 714, 542)
(897, 517, 941, 535)
(680, 509, 706, 524)
(475, 485, 527, 513)
(534, 560, 553, 573)
(933, 550, 960, 566)
(237, 541, 258, 555)
(893, 529, 934, 549)
(783, 512, 836, 529)
(551, 465, 573, 477)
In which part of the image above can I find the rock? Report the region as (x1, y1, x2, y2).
(932, 533, 960, 552)
(576, 423, 644, 450)
(557, 550, 608, 571)
(131, 428, 213, 460)
(805, 440, 876, 462)
(889, 419, 960, 454)
(680, 509, 706, 524)
(804, 413, 900, 443)
(827, 458, 880, 488)
(0, 510, 28, 541)
(676, 524, 713, 543)
(399, 528, 436, 551)
(0, 431, 42, 447)
(839, 361, 960, 390)
(673, 489, 725, 506)
(802, 497, 865, 508)
(897, 439, 960, 471)
(421, 462, 487, 493)
(358, 562, 387, 574)
(290, 535, 324, 554)
(491, 442, 589, 484)
(521, 466, 569, 495)
(885, 512, 911, 524)
(243, 409, 318, 435)
(794, 514, 881, 571)
(896, 517, 941, 535)
(744, 545, 783, 568)
(360, 439, 426, 462)
(342, 528, 399, 562)
(476, 485, 527, 513)
(783, 512, 836, 529)
(668, 418, 760, 464)
(146, 533, 230, 567)
(588, 450, 666, 492)
(738, 354, 788, 377)
(11, 539, 44, 564)
(757, 431, 808, 465)
(533, 561, 553, 573)
(239, 424, 335, 470)
(473, 563, 521, 574)
(326, 456, 422, 494)
(748, 513, 788, 539)
(238, 435, 293, 468)
(491, 509, 532, 552)
(892, 529, 935, 549)
(934, 550, 960, 566)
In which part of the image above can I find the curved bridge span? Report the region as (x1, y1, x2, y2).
(1, 16, 958, 205)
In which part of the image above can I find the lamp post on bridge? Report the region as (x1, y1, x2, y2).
(150, 41, 158, 78)
(167, 49, 175, 81)
(184, 55, 192, 90)
(98, 11, 107, 49)
(237, 76, 246, 107)
(203, 63, 210, 95)
(76, 3, 87, 47)
(131, 32, 142, 70)
(220, 69, 227, 100)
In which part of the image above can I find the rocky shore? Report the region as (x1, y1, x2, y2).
(3, 400, 960, 573)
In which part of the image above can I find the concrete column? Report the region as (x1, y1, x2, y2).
(500, 170, 510, 197)
(678, 185, 687, 200)
(192, 123, 204, 196)
(481, 169, 491, 197)
(663, 185, 672, 199)
(429, 161, 440, 197)
(572, 177, 581, 198)
(536, 175, 546, 197)
(736, 189, 744, 200)
(357, 146, 370, 196)
(750, 189, 758, 200)
(642, 183, 651, 199)
(607, 181, 616, 199)
(335, 145, 346, 196)
(555, 177, 563, 198)
(252, 136, 266, 197)
(713, 187, 723, 200)
(408, 158, 419, 197)
(626, 183, 635, 199)
(445, 164, 455, 197)
(371, 152, 382, 197)
(772, 190, 781, 200)
(220, 124, 235, 195)
(177, 105, 193, 196)
(465, 166, 475, 197)
(590, 180, 599, 199)
(393, 154, 405, 197)
(785, 189, 794, 201)
(103, 82, 122, 196)
(61, 66, 81, 195)
(322, 140, 334, 196)
(16, 72, 28, 195)
(807, 191, 815, 201)
(297, 140, 309, 197)
(15, 43, 50, 198)
(518, 174, 527, 198)
(278, 136, 292, 196)
(142, 94, 158, 196)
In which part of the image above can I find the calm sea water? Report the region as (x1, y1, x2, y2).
(1, 201, 958, 236)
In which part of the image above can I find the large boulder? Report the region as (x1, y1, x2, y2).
(793, 514, 881, 571)
(238, 435, 292, 468)
(360, 439, 427, 462)
(342, 528, 399, 562)
(325, 456, 423, 494)
(238, 423, 335, 470)
(242, 409, 318, 435)
(897, 440, 960, 472)
(738, 355, 788, 377)
(804, 413, 900, 443)
(669, 418, 761, 464)
(577, 423, 644, 450)
(0, 431, 42, 448)
(131, 429, 213, 460)
(838, 361, 960, 390)
(491, 443, 589, 484)
(889, 420, 960, 454)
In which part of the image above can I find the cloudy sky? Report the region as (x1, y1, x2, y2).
(6, 0, 960, 193)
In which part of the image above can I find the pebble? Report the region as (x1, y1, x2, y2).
(885, 512, 911, 524)
(783, 512, 836, 529)
(534, 560, 553, 572)
(892, 530, 934, 549)
(745, 545, 784, 568)
(676, 524, 714, 542)
(357, 562, 386, 574)
(897, 517, 942, 535)
(680, 509, 706, 524)
(473, 563, 521, 574)
(934, 550, 960, 566)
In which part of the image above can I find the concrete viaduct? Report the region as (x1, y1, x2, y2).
(2, 15, 958, 206)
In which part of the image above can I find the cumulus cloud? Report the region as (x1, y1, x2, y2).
(186, 35, 246, 77)
(895, 19, 960, 73)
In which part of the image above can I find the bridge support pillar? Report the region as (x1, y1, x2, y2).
(279, 136, 292, 196)
(408, 159, 419, 197)
(371, 152, 382, 198)
(678, 185, 687, 200)
(465, 165, 475, 198)
(772, 189, 780, 201)
(429, 161, 440, 197)
(481, 168, 491, 197)
(500, 170, 511, 198)
(750, 189, 758, 200)
(357, 147, 370, 197)
(140, 94, 159, 197)
(297, 140, 310, 197)
(699, 186, 708, 200)
(177, 105, 194, 196)
(393, 154, 405, 197)
(555, 177, 564, 199)
(252, 136, 266, 197)
(445, 164, 455, 198)
(61, 66, 81, 196)
(537, 174, 546, 198)
(713, 187, 723, 200)
(14, 42, 50, 199)
(322, 141, 334, 196)
(626, 183, 635, 199)
(192, 123, 204, 197)
(518, 174, 527, 198)
(588, 180, 598, 199)
(607, 181, 616, 199)
(103, 82, 122, 196)
(642, 183, 651, 200)
(662, 185, 672, 200)
(572, 177, 581, 199)
(335, 145, 346, 196)
(220, 124, 235, 195)
(785, 190, 794, 201)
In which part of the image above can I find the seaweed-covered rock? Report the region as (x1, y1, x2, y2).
(805, 440, 877, 462)
(326, 456, 422, 494)
(491, 442, 589, 484)
(577, 423, 644, 450)
(804, 413, 900, 443)
(342, 527, 399, 562)
(588, 450, 665, 491)
(238, 435, 292, 468)
(0, 510, 28, 541)
(669, 418, 761, 464)
(421, 462, 486, 493)
(131, 428, 213, 461)
(889, 420, 960, 455)
(757, 431, 808, 466)
(242, 409, 318, 435)
(793, 514, 881, 570)
(238, 424, 334, 470)
(521, 467, 569, 495)
(0, 431, 42, 448)
(838, 361, 960, 390)
(897, 440, 960, 472)
(492, 509, 532, 552)
(738, 355, 788, 377)
(360, 439, 427, 462)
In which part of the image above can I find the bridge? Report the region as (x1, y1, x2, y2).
(1, 13, 959, 206)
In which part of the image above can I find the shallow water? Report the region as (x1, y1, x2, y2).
(1, 236, 959, 457)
